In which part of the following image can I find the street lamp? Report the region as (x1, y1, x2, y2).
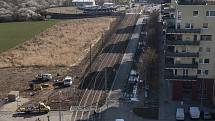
(58, 91, 63, 121)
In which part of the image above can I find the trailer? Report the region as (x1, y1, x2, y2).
(16, 102, 50, 114)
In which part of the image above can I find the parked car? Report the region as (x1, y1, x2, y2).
(115, 119, 124, 121)
(201, 109, 212, 120)
(189, 107, 200, 119)
(176, 108, 185, 121)
(211, 109, 215, 119)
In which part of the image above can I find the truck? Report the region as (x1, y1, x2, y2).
(189, 107, 200, 119)
(53, 76, 73, 88)
(35, 73, 52, 82)
(176, 108, 185, 120)
(63, 76, 73, 87)
(16, 102, 50, 114)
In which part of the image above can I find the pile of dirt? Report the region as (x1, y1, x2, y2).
(0, 17, 116, 68)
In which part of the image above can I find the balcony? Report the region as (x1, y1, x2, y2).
(176, 0, 215, 5)
(162, 16, 175, 20)
(166, 29, 201, 34)
(165, 75, 197, 81)
(165, 63, 198, 69)
(166, 40, 200, 45)
(166, 52, 199, 57)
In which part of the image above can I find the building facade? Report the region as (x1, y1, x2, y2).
(162, 0, 215, 105)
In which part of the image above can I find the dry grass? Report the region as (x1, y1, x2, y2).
(0, 17, 116, 68)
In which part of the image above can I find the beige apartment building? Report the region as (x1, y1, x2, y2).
(163, 0, 215, 105)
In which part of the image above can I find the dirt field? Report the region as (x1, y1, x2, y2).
(0, 16, 116, 101)
(0, 17, 116, 68)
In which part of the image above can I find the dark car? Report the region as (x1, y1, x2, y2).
(201, 109, 212, 120)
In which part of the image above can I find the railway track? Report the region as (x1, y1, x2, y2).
(71, 14, 138, 121)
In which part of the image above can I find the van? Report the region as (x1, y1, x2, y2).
(176, 108, 185, 121)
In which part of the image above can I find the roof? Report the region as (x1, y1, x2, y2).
(72, 0, 95, 2)
(8, 91, 19, 95)
(176, 0, 215, 5)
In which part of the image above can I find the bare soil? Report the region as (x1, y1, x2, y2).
(0, 16, 116, 101)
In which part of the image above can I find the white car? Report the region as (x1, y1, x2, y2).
(189, 107, 200, 119)
(176, 108, 185, 120)
(63, 76, 73, 87)
(115, 119, 124, 121)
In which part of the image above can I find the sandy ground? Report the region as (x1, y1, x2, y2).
(0, 17, 116, 68)
(0, 98, 29, 111)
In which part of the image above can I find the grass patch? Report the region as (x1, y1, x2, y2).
(0, 20, 60, 53)
(133, 107, 159, 119)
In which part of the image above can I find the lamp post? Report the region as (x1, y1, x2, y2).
(58, 91, 62, 121)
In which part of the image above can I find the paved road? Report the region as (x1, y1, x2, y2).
(101, 16, 147, 121)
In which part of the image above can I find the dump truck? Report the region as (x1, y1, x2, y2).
(16, 102, 50, 114)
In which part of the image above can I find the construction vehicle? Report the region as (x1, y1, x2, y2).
(16, 102, 50, 114)
(35, 73, 52, 82)
(28, 81, 52, 91)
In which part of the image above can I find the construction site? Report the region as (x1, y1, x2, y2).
(0, 0, 165, 121)
(0, 1, 158, 121)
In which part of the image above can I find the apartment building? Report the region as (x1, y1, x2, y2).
(162, 0, 215, 105)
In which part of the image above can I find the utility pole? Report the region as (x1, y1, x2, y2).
(105, 68, 107, 92)
(90, 44, 92, 73)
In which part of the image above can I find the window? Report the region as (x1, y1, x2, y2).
(197, 70, 201, 74)
(206, 11, 210, 16)
(181, 47, 186, 52)
(194, 35, 197, 40)
(176, 35, 182, 40)
(178, 11, 182, 20)
(204, 70, 209, 75)
(203, 23, 208, 29)
(206, 47, 210, 52)
(177, 23, 181, 29)
(206, 11, 215, 16)
(204, 59, 210, 64)
(183, 69, 188, 76)
(199, 58, 203, 64)
(185, 23, 193, 29)
(201, 35, 212, 41)
(174, 69, 177, 75)
(193, 11, 198, 16)
(199, 47, 203, 52)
